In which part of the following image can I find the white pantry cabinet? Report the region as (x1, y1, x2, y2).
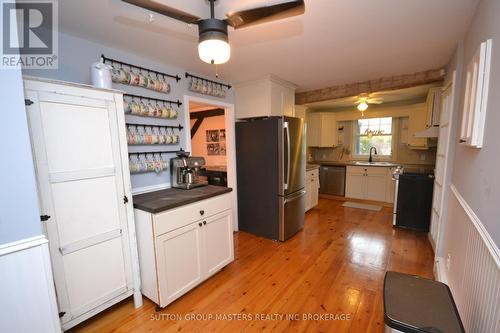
(134, 193, 234, 308)
(306, 112, 338, 147)
(345, 166, 393, 203)
(24, 77, 141, 331)
(234, 75, 297, 119)
(305, 168, 319, 211)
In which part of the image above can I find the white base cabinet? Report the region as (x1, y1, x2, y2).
(345, 166, 394, 203)
(135, 193, 234, 308)
(305, 169, 319, 211)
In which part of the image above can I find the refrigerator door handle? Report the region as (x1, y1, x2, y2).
(284, 121, 290, 191)
(284, 190, 306, 204)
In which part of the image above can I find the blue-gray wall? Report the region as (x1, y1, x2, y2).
(23, 31, 234, 192)
(0, 67, 42, 245)
(446, 0, 500, 246)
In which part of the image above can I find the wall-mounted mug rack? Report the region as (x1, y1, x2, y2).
(102, 54, 181, 82)
(129, 149, 184, 155)
(126, 123, 184, 130)
(185, 72, 232, 89)
(124, 93, 182, 107)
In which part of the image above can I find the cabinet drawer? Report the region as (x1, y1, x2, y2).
(347, 165, 388, 175)
(154, 193, 232, 236)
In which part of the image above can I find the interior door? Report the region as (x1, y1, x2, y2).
(284, 117, 306, 195)
(26, 91, 131, 323)
(203, 210, 234, 277)
(431, 75, 455, 251)
(156, 222, 203, 307)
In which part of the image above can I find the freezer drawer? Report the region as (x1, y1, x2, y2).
(279, 190, 306, 241)
(319, 166, 346, 196)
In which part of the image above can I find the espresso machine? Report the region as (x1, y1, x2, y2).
(171, 150, 208, 189)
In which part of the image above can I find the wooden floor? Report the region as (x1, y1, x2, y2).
(69, 198, 434, 333)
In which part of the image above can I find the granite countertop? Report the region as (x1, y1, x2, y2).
(133, 185, 232, 213)
(309, 160, 434, 169)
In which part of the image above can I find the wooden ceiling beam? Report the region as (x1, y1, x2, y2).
(295, 68, 445, 105)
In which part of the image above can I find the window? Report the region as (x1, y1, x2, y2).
(353, 117, 393, 157)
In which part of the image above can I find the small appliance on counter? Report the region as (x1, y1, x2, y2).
(392, 166, 434, 231)
(171, 150, 208, 189)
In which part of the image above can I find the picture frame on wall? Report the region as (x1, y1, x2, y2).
(207, 143, 220, 155)
(206, 130, 219, 142)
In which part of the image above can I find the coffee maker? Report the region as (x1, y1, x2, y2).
(171, 150, 208, 189)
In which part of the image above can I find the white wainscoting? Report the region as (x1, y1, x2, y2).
(436, 184, 499, 333)
(0, 235, 61, 332)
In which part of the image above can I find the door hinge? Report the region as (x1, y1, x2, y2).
(40, 215, 51, 222)
(123, 195, 129, 204)
(25, 99, 34, 106)
(58, 312, 66, 318)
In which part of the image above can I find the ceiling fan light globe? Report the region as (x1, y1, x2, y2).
(198, 39, 231, 64)
(357, 102, 368, 112)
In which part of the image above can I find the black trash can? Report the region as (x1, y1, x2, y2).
(383, 271, 465, 333)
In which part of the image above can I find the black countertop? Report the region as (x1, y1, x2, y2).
(133, 185, 232, 213)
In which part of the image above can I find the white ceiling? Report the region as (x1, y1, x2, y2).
(59, 0, 478, 91)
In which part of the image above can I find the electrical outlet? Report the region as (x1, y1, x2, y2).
(446, 253, 451, 270)
(420, 154, 426, 161)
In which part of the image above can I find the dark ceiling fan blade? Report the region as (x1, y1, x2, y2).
(121, 0, 200, 24)
(225, 0, 305, 29)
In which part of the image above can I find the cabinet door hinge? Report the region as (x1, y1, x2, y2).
(40, 215, 51, 222)
(58, 312, 66, 318)
(123, 195, 129, 204)
(25, 99, 34, 106)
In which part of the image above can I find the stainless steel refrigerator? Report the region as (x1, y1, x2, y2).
(236, 116, 306, 241)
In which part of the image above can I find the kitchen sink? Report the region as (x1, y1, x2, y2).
(353, 161, 397, 167)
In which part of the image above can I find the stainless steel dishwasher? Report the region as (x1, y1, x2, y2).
(319, 165, 346, 196)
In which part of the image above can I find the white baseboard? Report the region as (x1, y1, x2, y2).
(434, 257, 448, 285)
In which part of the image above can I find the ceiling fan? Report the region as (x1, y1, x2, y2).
(354, 93, 384, 113)
(122, 0, 306, 65)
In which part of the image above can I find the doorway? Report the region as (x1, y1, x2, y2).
(183, 96, 238, 231)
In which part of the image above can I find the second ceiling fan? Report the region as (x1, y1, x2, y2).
(122, 0, 306, 64)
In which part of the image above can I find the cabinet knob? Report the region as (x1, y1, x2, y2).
(198, 222, 203, 227)
(199, 210, 205, 216)
(203, 221, 207, 225)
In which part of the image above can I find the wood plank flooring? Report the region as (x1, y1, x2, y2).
(69, 198, 434, 333)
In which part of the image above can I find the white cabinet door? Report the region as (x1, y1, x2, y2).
(156, 222, 203, 307)
(306, 113, 337, 147)
(203, 210, 234, 277)
(345, 173, 365, 199)
(311, 179, 319, 208)
(305, 171, 312, 211)
(365, 174, 387, 202)
(26, 89, 132, 324)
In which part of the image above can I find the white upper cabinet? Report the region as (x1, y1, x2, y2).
(426, 87, 442, 128)
(234, 75, 297, 119)
(460, 39, 492, 148)
(306, 112, 338, 147)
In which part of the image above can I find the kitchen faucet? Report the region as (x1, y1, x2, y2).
(369, 147, 377, 163)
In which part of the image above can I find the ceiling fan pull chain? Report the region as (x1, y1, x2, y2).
(215, 64, 219, 78)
